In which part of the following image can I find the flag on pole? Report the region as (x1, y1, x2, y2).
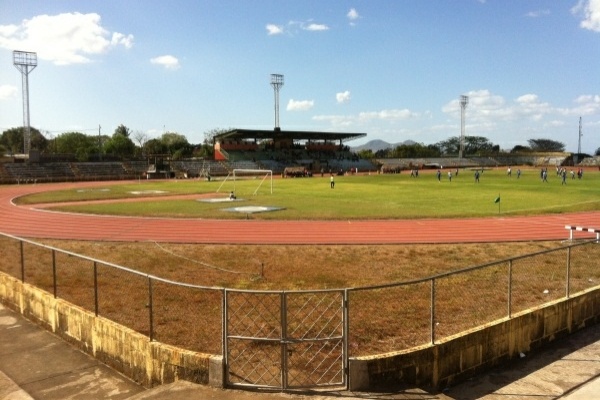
(494, 196, 500, 203)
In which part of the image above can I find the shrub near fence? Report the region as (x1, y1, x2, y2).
(0, 232, 599, 377)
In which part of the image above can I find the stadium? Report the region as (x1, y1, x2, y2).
(2, 136, 600, 394)
(2, 70, 600, 394)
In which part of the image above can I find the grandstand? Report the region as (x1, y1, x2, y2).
(212, 128, 370, 175)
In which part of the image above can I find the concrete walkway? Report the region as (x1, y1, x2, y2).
(1, 302, 599, 399)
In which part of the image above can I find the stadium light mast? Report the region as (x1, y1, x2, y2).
(270, 74, 284, 131)
(575, 116, 582, 165)
(13, 50, 38, 155)
(459, 95, 469, 159)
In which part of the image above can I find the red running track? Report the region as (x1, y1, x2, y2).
(1, 181, 600, 244)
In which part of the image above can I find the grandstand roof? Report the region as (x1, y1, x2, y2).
(214, 128, 366, 143)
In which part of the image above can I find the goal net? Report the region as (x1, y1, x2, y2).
(218, 169, 273, 195)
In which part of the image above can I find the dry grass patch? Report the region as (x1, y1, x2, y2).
(36, 240, 564, 290)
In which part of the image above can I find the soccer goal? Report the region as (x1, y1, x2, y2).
(217, 169, 273, 195)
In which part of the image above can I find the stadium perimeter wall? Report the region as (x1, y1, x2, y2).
(349, 287, 600, 390)
(0, 272, 223, 388)
(2, 267, 599, 392)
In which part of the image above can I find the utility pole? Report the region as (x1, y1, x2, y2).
(98, 124, 102, 161)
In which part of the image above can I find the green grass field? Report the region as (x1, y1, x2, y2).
(16, 167, 600, 219)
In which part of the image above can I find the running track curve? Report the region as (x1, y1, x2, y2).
(2, 181, 600, 244)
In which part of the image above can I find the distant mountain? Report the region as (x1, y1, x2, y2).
(351, 139, 416, 152)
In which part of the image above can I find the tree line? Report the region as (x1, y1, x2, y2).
(356, 136, 580, 159)
(2, 126, 592, 161)
(0, 125, 221, 161)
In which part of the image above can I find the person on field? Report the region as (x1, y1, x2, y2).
(436, 169, 441, 182)
(330, 175, 335, 189)
(474, 170, 480, 183)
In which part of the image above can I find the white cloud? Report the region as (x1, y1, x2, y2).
(267, 20, 329, 36)
(572, 0, 600, 32)
(441, 89, 600, 131)
(312, 114, 355, 127)
(150, 55, 180, 70)
(347, 8, 360, 26)
(0, 85, 18, 101)
(336, 91, 351, 104)
(569, 94, 600, 115)
(287, 99, 314, 111)
(266, 24, 284, 35)
(0, 13, 134, 65)
(516, 94, 539, 104)
(304, 23, 329, 32)
(525, 9, 550, 18)
(111, 32, 134, 48)
(358, 109, 416, 122)
(313, 108, 417, 129)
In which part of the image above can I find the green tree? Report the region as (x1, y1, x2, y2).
(1, 127, 47, 154)
(391, 142, 441, 158)
(511, 145, 531, 153)
(356, 149, 374, 159)
(144, 138, 168, 155)
(435, 136, 496, 156)
(160, 132, 191, 159)
(464, 136, 495, 155)
(527, 138, 565, 152)
(435, 137, 460, 155)
(114, 124, 131, 138)
(104, 132, 136, 159)
(55, 131, 99, 161)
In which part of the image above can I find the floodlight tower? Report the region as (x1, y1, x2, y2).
(576, 116, 582, 165)
(13, 50, 38, 155)
(270, 74, 284, 130)
(459, 95, 469, 159)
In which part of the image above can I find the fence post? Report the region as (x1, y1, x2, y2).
(343, 288, 350, 383)
(93, 261, 99, 316)
(566, 246, 571, 299)
(19, 240, 24, 282)
(148, 276, 154, 342)
(52, 250, 57, 298)
(507, 260, 513, 319)
(281, 292, 288, 389)
(222, 289, 228, 384)
(430, 278, 436, 345)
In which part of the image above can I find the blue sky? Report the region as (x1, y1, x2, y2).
(1, 1, 599, 153)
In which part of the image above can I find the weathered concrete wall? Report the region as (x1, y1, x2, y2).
(350, 288, 600, 391)
(0, 272, 222, 388)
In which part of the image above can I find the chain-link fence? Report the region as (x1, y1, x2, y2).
(1, 232, 599, 372)
(347, 242, 600, 357)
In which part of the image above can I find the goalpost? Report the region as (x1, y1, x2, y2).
(217, 169, 273, 195)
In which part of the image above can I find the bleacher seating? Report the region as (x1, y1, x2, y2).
(4, 163, 76, 183)
(70, 162, 131, 181)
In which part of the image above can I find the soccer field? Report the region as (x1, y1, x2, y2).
(15, 167, 600, 219)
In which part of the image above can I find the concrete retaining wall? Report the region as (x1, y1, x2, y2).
(2, 268, 599, 393)
(0, 272, 223, 388)
(350, 287, 600, 391)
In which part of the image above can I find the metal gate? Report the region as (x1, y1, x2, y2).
(224, 289, 347, 390)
